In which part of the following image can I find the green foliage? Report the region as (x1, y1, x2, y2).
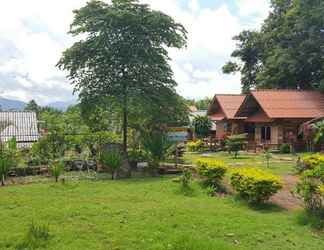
(142, 131, 173, 169)
(186, 139, 204, 152)
(186, 97, 212, 110)
(223, 1, 324, 92)
(279, 143, 291, 154)
(312, 121, 324, 144)
(16, 222, 50, 250)
(225, 134, 247, 158)
(0, 137, 18, 186)
(264, 149, 272, 168)
(295, 164, 324, 213)
(24, 99, 41, 114)
(49, 161, 65, 182)
(180, 168, 192, 189)
(192, 116, 212, 138)
(196, 159, 227, 188)
(302, 154, 324, 172)
(100, 150, 123, 180)
(230, 167, 283, 204)
(57, 0, 187, 151)
(127, 149, 146, 163)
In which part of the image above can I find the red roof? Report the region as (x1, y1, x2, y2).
(208, 94, 246, 120)
(250, 90, 324, 118)
(245, 110, 273, 123)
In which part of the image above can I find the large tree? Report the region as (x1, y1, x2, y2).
(57, 0, 187, 152)
(223, 0, 324, 92)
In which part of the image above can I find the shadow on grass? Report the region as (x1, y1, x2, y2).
(232, 195, 287, 213)
(296, 210, 324, 230)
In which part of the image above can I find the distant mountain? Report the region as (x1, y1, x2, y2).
(46, 100, 77, 111)
(0, 97, 77, 112)
(0, 97, 26, 111)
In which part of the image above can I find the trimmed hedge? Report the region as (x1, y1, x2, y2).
(230, 168, 282, 204)
(196, 159, 227, 187)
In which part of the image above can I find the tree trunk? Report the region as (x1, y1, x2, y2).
(1, 174, 4, 186)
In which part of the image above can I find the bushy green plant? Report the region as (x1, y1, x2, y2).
(196, 159, 227, 188)
(279, 143, 291, 154)
(16, 222, 50, 250)
(225, 134, 247, 158)
(0, 138, 18, 186)
(187, 140, 204, 152)
(264, 149, 272, 168)
(49, 160, 65, 182)
(180, 168, 192, 189)
(142, 131, 172, 169)
(192, 116, 212, 138)
(230, 167, 282, 204)
(295, 164, 324, 213)
(101, 150, 123, 180)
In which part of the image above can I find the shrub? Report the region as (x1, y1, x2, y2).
(142, 131, 172, 169)
(49, 160, 65, 182)
(16, 222, 50, 250)
(100, 150, 123, 180)
(302, 154, 324, 171)
(187, 140, 204, 152)
(0, 145, 16, 186)
(225, 134, 247, 158)
(295, 164, 324, 213)
(279, 143, 291, 154)
(196, 159, 227, 188)
(230, 167, 283, 204)
(192, 115, 212, 138)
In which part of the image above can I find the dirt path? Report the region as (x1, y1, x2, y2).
(270, 175, 302, 210)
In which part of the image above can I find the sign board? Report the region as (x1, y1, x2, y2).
(167, 127, 189, 142)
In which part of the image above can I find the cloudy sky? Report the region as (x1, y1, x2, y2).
(0, 0, 270, 105)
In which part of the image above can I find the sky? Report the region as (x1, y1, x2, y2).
(0, 0, 270, 105)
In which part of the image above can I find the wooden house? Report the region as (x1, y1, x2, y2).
(207, 94, 246, 139)
(208, 90, 324, 151)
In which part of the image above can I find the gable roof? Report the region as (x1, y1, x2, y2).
(0, 112, 39, 147)
(208, 94, 246, 120)
(236, 90, 324, 119)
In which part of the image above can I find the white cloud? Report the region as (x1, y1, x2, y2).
(0, 0, 270, 104)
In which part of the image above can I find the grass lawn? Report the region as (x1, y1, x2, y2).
(183, 151, 301, 175)
(0, 176, 323, 250)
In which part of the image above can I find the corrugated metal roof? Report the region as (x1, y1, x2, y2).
(251, 90, 324, 118)
(0, 112, 39, 148)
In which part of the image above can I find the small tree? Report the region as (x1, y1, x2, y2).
(101, 150, 123, 180)
(0, 137, 18, 186)
(49, 160, 65, 183)
(192, 116, 212, 138)
(264, 149, 272, 168)
(225, 134, 247, 158)
(142, 131, 172, 170)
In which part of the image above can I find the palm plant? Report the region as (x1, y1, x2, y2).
(142, 131, 173, 170)
(49, 160, 65, 182)
(100, 150, 122, 180)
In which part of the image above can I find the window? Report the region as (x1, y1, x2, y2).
(261, 126, 271, 141)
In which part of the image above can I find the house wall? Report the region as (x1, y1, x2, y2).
(253, 119, 310, 150)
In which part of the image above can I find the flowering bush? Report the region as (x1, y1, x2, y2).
(301, 154, 324, 172)
(230, 167, 283, 204)
(187, 140, 204, 152)
(196, 159, 227, 188)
